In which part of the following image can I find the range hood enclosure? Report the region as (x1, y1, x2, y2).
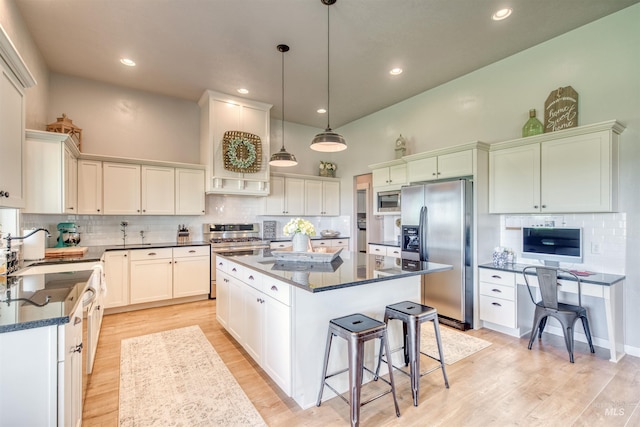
(199, 90, 272, 196)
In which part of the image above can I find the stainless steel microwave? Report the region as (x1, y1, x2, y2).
(377, 190, 401, 212)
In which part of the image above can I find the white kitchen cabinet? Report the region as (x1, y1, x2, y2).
(368, 244, 401, 258)
(103, 162, 141, 215)
(0, 61, 27, 208)
(371, 162, 407, 189)
(216, 260, 292, 395)
(489, 121, 624, 214)
(129, 248, 174, 304)
(199, 90, 271, 196)
(141, 165, 175, 215)
(64, 146, 78, 213)
(23, 130, 80, 214)
(216, 270, 230, 328)
(60, 300, 84, 427)
(406, 150, 473, 183)
(264, 175, 305, 215)
(304, 179, 340, 216)
(77, 160, 103, 214)
(175, 168, 205, 215)
(103, 250, 130, 308)
(172, 246, 210, 298)
(0, 302, 83, 427)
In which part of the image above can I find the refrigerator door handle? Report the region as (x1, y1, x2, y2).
(419, 205, 428, 261)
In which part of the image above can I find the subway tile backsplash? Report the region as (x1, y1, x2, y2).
(22, 194, 352, 247)
(499, 213, 626, 274)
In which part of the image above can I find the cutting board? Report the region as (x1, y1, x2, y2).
(45, 247, 89, 258)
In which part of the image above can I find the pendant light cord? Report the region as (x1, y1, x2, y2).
(326, 3, 331, 130)
(281, 48, 286, 150)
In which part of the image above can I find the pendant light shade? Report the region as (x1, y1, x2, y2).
(311, 0, 346, 152)
(269, 44, 297, 167)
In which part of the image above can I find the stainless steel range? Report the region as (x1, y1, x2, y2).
(203, 223, 270, 299)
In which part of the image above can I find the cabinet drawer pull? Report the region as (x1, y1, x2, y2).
(148, 252, 157, 256)
(271, 285, 278, 292)
(491, 275, 502, 279)
(73, 343, 83, 353)
(232, 268, 237, 272)
(491, 302, 502, 307)
(189, 250, 196, 253)
(491, 288, 502, 293)
(74, 316, 82, 325)
(248, 275, 255, 280)
(218, 262, 224, 266)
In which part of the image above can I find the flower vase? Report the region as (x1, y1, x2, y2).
(292, 233, 310, 252)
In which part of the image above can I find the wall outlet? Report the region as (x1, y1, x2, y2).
(591, 242, 603, 254)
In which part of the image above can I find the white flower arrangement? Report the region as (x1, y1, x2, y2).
(319, 161, 337, 171)
(283, 218, 316, 236)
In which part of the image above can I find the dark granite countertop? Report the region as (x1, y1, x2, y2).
(20, 241, 210, 268)
(218, 250, 451, 292)
(0, 270, 93, 334)
(478, 263, 625, 286)
(269, 236, 349, 242)
(368, 241, 401, 248)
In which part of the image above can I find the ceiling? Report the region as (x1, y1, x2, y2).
(15, 0, 639, 129)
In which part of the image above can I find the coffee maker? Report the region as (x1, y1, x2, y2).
(55, 222, 81, 247)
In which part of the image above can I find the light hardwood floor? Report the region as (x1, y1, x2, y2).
(83, 300, 640, 426)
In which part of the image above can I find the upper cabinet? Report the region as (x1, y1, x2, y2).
(77, 160, 103, 214)
(264, 175, 305, 216)
(304, 179, 340, 216)
(175, 168, 205, 215)
(199, 90, 271, 196)
(0, 27, 36, 208)
(405, 149, 474, 183)
(264, 174, 339, 216)
(103, 162, 142, 215)
(141, 165, 175, 215)
(489, 121, 625, 214)
(23, 130, 80, 214)
(370, 160, 407, 190)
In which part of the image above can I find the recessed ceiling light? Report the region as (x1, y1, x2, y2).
(317, 108, 327, 114)
(120, 58, 136, 67)
(389, 68, 403, 76)
(237, 88, 249, 94)
(492, 8, 512, 21)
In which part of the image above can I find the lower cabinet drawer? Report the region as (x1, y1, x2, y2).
(480, 295, 516, 328)
(479, 281, 515, 301)
(263, 275, 291, 306)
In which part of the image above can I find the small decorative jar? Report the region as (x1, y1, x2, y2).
(492, 248, 509, 266)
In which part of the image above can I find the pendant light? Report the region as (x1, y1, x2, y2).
(311, 0, 347, 152)
(269, 44, 298, 167)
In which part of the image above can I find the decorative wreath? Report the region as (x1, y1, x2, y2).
(222, 130, 262, 173)
(227, 137, 256, 169)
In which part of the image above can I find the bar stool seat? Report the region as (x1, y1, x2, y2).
(317, 313, 400, 427)
(376, 301, 449, 406)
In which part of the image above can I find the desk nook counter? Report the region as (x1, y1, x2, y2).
(215, 250, 452, 409)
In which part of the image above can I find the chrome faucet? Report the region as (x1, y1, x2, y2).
(3, 228, 50, 274)
(3, 227, 51, 253)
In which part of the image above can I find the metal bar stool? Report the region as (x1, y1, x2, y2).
(317, 313, 400, 427)
(375, 301, 449, 406)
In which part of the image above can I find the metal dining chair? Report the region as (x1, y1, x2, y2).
(523, 266, 595, 363)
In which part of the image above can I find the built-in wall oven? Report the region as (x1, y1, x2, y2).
(203, 223, 269, 298)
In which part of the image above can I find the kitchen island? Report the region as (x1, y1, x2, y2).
(215, 249, 452, 409)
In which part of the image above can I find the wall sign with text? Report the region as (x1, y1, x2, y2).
(544, 86, 578, 132)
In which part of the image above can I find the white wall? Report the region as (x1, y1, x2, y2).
(0, 0, 50, 129)
(47, 73, 201, 163)
(332, 5, 640, 351)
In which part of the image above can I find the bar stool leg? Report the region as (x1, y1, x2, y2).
(348, 337, 364, 427)
(316, 329, 334, 406)
(432, 317, 450, 388)
(407, 317, 420, 406)
(382, 331, 401, 417)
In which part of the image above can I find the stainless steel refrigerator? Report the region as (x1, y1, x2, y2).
(401, 179, 473, 329)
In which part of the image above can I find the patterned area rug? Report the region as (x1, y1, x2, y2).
(421, 324, 492, 365)
(119, 325, 266, 426)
